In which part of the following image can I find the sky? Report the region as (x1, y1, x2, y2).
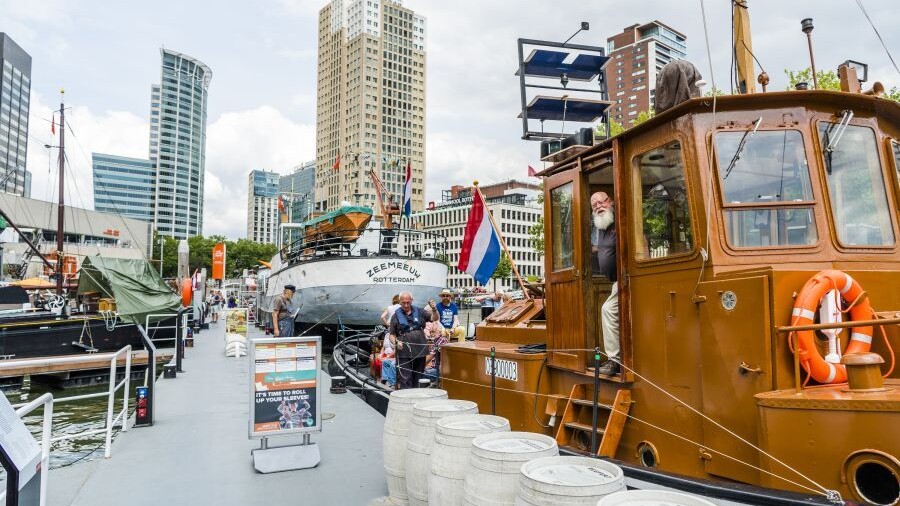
(3, 0, 898, 239)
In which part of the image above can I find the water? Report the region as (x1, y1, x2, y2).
(2, 370, 154, 471)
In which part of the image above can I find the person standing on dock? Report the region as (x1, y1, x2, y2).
(435, 288, 466, 342)
(388, 291, 436, 388)
(272, 284, 297, 338)
(591, 191, 619, 376)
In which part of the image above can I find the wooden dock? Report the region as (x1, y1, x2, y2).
(0, 350, 172, 378)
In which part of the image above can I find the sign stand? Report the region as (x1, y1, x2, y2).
(249, 336, 322, 473)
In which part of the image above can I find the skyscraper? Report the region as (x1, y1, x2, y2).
(247, 170, 280, 244)
(279, 161, 316, 223)
(606, 21, 687, 123)
(0, 33, 31, 196)
(92, 153, 156, 222)
(315, 0, 426, 215)
(150, 49, 212, 239)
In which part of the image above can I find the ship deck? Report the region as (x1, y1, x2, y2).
(45, 322, 389, 505)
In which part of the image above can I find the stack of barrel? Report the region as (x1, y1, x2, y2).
(380, 389, 715, 506)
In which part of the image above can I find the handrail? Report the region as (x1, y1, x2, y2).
(9, 392, 53, 506)
(12, 345, 133, 459)
(145, 312, 182, 344)
(283, 226, 449, 264)
(776, 316, 900, 333)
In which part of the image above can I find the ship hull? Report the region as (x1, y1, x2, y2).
(266, 256, 448, 326)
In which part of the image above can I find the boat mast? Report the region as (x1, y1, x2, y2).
(56, 90, 65, 295)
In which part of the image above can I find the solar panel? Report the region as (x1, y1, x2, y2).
(521, 49, 609, 81)
(519, 96, 612, 122)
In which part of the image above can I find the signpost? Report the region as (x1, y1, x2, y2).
(248, 336, 322, 473)
(0, 393, 41, 506)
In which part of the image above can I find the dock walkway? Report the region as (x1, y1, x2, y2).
(47, 322, 389, 506)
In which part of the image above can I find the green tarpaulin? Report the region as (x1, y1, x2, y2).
(77, 256, 182, 324)
(302, 205, 372, 227)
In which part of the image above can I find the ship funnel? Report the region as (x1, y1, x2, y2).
(863, 81, 885, 97)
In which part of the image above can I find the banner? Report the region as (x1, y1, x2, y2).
(212, 242, 226, 280)
(223, 309, 248, 340)
(248, 336, 321, 438)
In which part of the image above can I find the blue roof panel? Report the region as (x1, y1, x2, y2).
(523, 50, 609, 80)
(522, 96, 611, 122)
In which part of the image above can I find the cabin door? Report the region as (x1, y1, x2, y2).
(544, 168, 588, 371)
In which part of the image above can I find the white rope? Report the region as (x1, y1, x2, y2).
(388, 358, 833, 498)
(854, 0, 900, 76)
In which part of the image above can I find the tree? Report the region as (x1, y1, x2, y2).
(151, 233, 278, 279)
(629, 109, 655, 127)
(784, 68, 840, 91)
(528, 217, 544, 254)
(595, 118, 626, 138)
(704, 86, 727, 97)
(490, 251, 513, 290)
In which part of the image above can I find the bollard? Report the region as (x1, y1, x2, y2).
(418, 378, 431, 388)
(331, 376, 347, 394)
(490, 347, 496, 415)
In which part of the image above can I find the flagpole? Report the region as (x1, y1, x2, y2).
(473, 181, 531, 299)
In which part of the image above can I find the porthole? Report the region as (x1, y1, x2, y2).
(843, 450, 900, 505)
(636, 441, 659, 468)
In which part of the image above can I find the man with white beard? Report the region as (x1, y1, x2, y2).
(590, 191, 619, 376)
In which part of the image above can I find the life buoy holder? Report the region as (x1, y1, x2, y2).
(790, 270, 874, 384)
(182, 278, 193, 307)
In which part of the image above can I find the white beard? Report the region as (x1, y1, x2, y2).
(593, 209, 614, 230)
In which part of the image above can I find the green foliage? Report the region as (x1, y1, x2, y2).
(784, 68, 840, 91)
(152, 233, 278, 278)
(629, 109, 655, 126)
(528, 217, 544, 254)
(491, 251, 513, 281)
(887, 86, 900, 102)
(704, 86, 727, 97)
(594, 118, 626, 138)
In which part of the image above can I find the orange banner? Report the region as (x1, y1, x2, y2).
(212, 243, 226, 280)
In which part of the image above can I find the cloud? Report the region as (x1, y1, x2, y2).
(204, 106, 315, 239)
(26, 92, 148, 210)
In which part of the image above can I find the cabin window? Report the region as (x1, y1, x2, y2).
(892, 140, 900, 193)
(715, 130, 818, 248)
(633, 141, 694, 259)
(550, 181, 574, 271)
(818, 123, 895, 246)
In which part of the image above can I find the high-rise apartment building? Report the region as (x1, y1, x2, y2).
(150, 49, 212, 239)
(0, 33, 31, 196)
(247, 170, 280, 244)
(315, 0, 426, 215)
(606, 21, 687, 123)
(279, 161, 316, 223)
(92, 153, 156, 222)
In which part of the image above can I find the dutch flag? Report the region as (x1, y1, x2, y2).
(403, 161, 412, 217)
(457, 191, 501, 285)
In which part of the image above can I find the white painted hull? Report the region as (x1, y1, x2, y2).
(265, 256, 448, 326)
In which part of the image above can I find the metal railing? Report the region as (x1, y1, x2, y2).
(12, 346, 133, 458)
(282, 227, 449, 264)
(145, 313, 182, 345)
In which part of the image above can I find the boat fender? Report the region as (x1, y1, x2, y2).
(790, 270, 875, 384)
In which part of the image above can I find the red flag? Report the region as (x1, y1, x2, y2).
(332, 154, 341, 170)
(527, 165, 536, 177)
(51, 114, 56, 135)
(277, 196, 285, 213)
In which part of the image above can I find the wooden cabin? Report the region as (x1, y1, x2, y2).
(441, 90, 900, 504)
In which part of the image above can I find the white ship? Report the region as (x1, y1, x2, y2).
(263, 207, 448, 329)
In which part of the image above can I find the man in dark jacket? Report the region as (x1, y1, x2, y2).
(388, 291, 436, 388)
(591, 192, 619, 376)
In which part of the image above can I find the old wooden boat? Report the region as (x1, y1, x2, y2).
(441, 86, 900, 504)
(302, 205, 373, 244)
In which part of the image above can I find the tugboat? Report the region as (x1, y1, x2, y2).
(439, 19, 900, 506)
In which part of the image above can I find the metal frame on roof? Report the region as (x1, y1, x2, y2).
(517, 38, 611, 141)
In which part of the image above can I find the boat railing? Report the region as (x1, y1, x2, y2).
(282, 227, 449, 264)
(1, 346, 135, 503)
(145, 312, 188, 346)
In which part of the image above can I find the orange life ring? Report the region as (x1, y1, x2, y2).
(182, 278, 193, 307)
(790, 269, 874, 384)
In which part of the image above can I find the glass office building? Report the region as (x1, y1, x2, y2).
(150, 49, 212, 239)
(247, 170, 280, 244)
(0, 33, 31, 196)
(92, 153, 156, 222)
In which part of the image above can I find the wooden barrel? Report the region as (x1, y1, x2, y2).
(383, 389, 448, 505)
(464, 432, 559, 506)
(405, 399, 478, 506)
(515, 456, 625, 505)
(429, 414, 510, 506)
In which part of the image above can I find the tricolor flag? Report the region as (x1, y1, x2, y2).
(51, 114, 56, 135)
(333, 154, 341, 171)
(457, 191, 501, 285)
(528, 165, 536, 177)
(277, 195, 285, 213)
(403, 160, 412, 217)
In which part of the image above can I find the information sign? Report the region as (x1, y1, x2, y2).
(0, 392, 41, 500)
(249, 336, 321, 438)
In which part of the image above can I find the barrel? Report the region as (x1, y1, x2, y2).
(596, 490, 717, 506)
(405, 399, 479, 506)
(515, 456, 625, 505)
(384, 388, 448, 505)
(429, 414, 511, 506)
(464, 432, 559, 506)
